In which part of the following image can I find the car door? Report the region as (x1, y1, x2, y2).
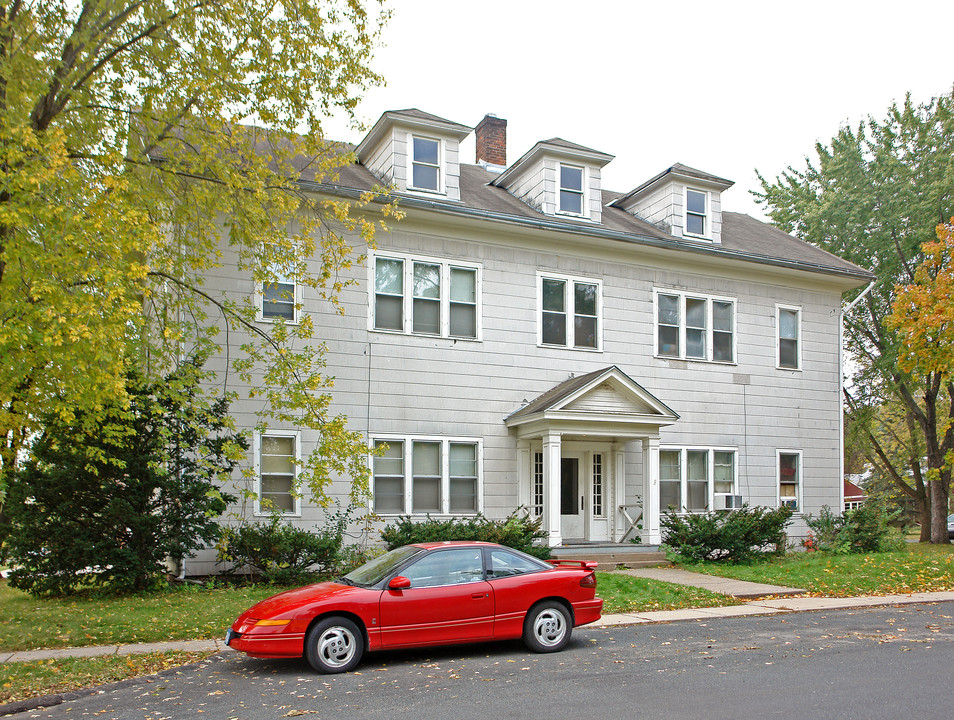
(378, 547, 494, 648)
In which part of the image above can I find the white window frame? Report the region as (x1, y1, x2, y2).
(557, 163, 588, 218)
(684, 187, 710, 239)
(777, 449, 802, 512)
(254, 431, 301, 517)
(255, 243, 300, 324)
(659, 447, 739, 513)
(653, 289, 736, 363)
(370, 436, 483, 516)
(537, 271, 603, 351)
(407, 135, 444, 195)
(370, 251, 482, 340)
(776, 304, 802, 370)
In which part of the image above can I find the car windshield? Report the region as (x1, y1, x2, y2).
(343, 545, 425, 587)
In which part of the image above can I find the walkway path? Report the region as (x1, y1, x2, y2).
(617, 566, 806, 599)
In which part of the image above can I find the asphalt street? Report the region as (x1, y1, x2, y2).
(17, 601, 954, 720)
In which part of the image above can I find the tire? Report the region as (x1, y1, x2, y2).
(304, 617, 364, 673)
(523, 601, 572, 653)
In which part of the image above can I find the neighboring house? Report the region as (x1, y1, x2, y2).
(193, 109, 872, 572)
(844, 477, 867, 511)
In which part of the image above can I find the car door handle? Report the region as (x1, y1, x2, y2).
(472, 593, 488, 599)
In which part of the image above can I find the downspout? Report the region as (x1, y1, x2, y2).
(839, 280, 876, 509)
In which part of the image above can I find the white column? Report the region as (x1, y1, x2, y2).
(642, 437, 661, 544)
(612, 443, 625, 542)
(543, 432, 562, 546)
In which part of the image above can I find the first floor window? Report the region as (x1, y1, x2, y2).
(779, 451, 801, 510)
(540, 273, 601, 349)
(777, 305, 800, 369)
(533, 452, 544, 517)
(592, 453, 604, 517)
(373, 437, 481, 515)
(655, 290, 735, 363)
(259, 434, 297, 514)
(659, 447, 738, 514)
(373, 253, 480, 338)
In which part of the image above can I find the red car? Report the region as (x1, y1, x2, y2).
(226, 541, 602, 673)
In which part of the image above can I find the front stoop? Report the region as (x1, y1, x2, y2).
(551, 544, 669, 570)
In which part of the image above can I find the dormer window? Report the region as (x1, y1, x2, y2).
(686, 189, 708, 237)
(559, 164, 585, 215)
(411, 136, 441, 193)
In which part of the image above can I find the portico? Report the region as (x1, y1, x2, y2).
(505, 367, 679, 547)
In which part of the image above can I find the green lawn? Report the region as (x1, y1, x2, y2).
(0, 580, 300, 652)
(680, 543, 954, 596)
(597, 572, 737, 613)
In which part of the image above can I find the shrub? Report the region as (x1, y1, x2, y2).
(661, 505, 793, 563)
(379, 510, 550, 559)
(217, 513, 344, 584)
(806, 503, 905, 554)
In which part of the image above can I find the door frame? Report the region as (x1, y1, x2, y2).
(560, 443, 612, 542)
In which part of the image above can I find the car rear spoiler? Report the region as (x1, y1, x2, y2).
(547, 559, 598, 571)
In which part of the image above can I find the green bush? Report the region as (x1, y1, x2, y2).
(806, 503, 905, 554)
(379, 510, 550, 559)
(217, 514, 344, 584)
(661, 505, 793, 563)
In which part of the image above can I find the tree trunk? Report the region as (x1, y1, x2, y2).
(929, 479, 949, 544)
(917, 496, 932, 542)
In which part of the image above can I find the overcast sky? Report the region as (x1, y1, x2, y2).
(324, 0, 953, 220)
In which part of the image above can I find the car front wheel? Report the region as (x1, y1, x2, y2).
(304, 617, 363, 673)
(523, 601, 572, 653)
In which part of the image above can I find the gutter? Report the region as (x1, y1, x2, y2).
(300, 180, 874, 284)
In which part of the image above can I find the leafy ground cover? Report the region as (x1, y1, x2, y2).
(596, 572, 738, 613)
(0, 650, 212, 706)
(0, 580, 300, 652)
(681, 543, 954, 596)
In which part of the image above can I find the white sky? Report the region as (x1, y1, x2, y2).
(324, 0, 954, 220)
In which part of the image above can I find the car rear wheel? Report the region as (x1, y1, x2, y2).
(304, 617, 363, 673)
(523, 601, 571, 653)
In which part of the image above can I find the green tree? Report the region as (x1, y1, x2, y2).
(1, 360, 246, 595)
(757, 89, 954, 543)
(0, 0, 394, 507)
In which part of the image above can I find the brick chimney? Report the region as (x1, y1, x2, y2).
(475, 114, 507, 167)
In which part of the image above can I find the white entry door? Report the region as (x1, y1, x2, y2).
(560, 457, 584, 540)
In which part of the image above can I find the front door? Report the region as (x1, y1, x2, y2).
(560, 457, 584, 540)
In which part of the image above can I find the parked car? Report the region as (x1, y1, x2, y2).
(226, 541, 602, 673)
(948, 514, 954, 540)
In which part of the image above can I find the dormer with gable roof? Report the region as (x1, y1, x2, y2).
(355, 109, 472, 201)
(490, 138, 614, 224)
(609, 163, 734, 244)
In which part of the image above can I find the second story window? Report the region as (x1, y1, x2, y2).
(655, 290, 735, 363)
(777, 305, 801, 369)
(411, 136, 441, 192)
(559, 164, 584, 215)
(540, 273, 601, 350)
(373, 253, 480, 339)
(258, 244, 298, 322)
(685, 189, 708, 237)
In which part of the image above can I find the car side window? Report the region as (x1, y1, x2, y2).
(488, 549, 546, 578)
(400, 548, 484, 588)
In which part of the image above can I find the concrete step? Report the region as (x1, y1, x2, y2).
(551, 549, 669, 570)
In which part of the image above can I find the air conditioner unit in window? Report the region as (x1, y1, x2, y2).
(781, 499, 798, 510)
(714, 495, 744, 510)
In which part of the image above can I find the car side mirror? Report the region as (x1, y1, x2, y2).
(388, 576, 411, 590)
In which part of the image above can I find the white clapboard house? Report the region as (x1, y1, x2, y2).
(202, 108, 872, 569)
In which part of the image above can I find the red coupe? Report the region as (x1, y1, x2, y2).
(226, 541, 603, 673)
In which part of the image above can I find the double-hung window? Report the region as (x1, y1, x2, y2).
(372, 437, 481, 515)
(257, 433, 299, 515)
(540, 273, 601, 350)
(777, 305, 801, 369)
(685, 189, 708, 237)
(655, 290, 735, 362)
(259, 245, 298, 322)
(559, 164, 585, 216)
(373, 253, 479, 339)
(658, 448, 738, 514)
(778, 450, 801, 510)
(410, 136, 441, 193)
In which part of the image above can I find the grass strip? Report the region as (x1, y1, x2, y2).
(597, 571, 739, 614)
(680, 543, 954, 596)
(0, 650, 213, 706)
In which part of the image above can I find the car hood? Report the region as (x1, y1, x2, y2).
(241, 581, 369, 619)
